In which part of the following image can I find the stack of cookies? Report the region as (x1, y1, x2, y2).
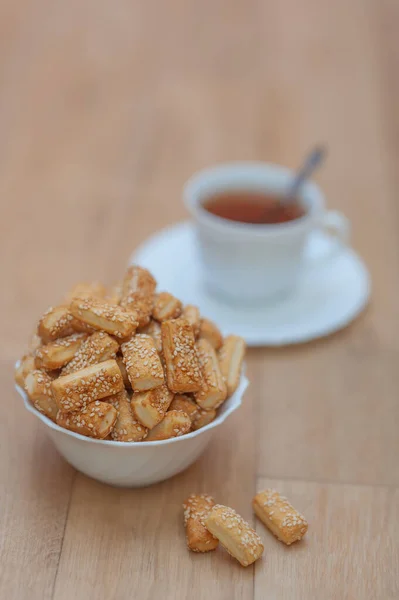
(15, 265, 245, 442)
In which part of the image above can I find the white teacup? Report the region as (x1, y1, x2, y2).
(184, 162, 350, 304)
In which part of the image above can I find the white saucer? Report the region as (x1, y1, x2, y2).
(130, 222, 370, 347)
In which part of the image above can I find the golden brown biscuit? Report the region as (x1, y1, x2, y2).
(38, 306, 76, 342)
(182, 305, 201, 338)
(107, 389, 148, 441)
(195, 338, 227, 409)
(161, 319, 202, 393)
(116, 356, 131, 388)
(199, 318, 223, 350)
(25, 369, 58, 421)
(14, 354, 36, 389)
(106, 283, 123, 305)
(122, 265, 156, 298)
(205, 505, 264, 567)
(56, 401, 117, 439)
(51, 359, 124, 412)
(60, 331, 119, 375)
(25, 369, 54, 400)
(65, 281, 106, 303)
(145, 410, 191, 441)
(191, 408, 217, 431)
(34, 333, 87, 370)
(132, 384, 174, 429)
(138, 319, 162, 353)
(121, 334, 164, 391)
(70, 319, 96, 335)
(120, 294, 153, 328)
(252, 489, 308, 545)
(183, 494, 219, 552)
(70, 298, 138, 340)
(38, 305, 96, 342)
(28, 333, 42, 353)
(152, 292, 182, 322)
(169, 394, 199, 424)
(218, 335, 246, 397)
(121, 265, 156, 327)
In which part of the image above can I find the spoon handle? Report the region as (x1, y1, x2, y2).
(287, 145, 327, 199)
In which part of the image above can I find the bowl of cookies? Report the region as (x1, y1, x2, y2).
(15, 265, 247, 487)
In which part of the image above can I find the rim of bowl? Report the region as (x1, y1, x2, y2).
(15, 361, 248, 447)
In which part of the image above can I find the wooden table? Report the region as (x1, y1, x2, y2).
(1, 0, 399, 598)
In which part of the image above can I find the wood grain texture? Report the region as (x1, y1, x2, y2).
(254, 478, 399, 600)
(1, 0, 399, 597)
(256, 339, 399, 485)
(0, 363, 75, 600)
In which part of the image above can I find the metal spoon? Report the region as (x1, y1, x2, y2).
(256, 145, 327, 224)
(285, 144, 327, 201)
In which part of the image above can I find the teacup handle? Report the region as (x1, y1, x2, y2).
(322, 210, 350, 243)
(307, 210, 350, 267)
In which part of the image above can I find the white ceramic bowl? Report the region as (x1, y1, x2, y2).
(15, 367, 248, 487)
